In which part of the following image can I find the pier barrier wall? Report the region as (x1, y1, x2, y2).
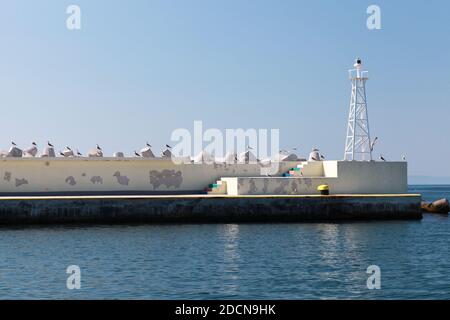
(221, 161, 407, 195)
(0, 194, 422, 224)
(0, 158, 299, 194)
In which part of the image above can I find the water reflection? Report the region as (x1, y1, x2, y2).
(218, 224, 240, 296)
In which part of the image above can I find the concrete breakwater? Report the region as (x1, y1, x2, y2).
(0, 194, 422, 224)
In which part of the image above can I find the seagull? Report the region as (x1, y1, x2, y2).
(166, 144, 172, 149)
(379, 154, 386, 161)
(66, 146, 72, 151)
(59, 151, 65, 157)
(11, 141, 17, 146)
(134, 151, 141, 157)
(47, 141, 54, 147)
(370, 137, 378, 152)
(32, 142, 37, 146)
(146, 142, 152, 148)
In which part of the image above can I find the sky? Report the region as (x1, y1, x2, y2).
(0, 0, 449, 178)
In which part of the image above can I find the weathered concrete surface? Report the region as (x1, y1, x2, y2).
(0, 158, 300, 194)
(221, 161, 408, 196)
(0, 194, 422, 224)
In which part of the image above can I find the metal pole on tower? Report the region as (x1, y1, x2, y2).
(344, 58, 373, 161)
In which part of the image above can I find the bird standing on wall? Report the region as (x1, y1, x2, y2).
(379, 154, 386, 161)
(23, 142, 38, 157)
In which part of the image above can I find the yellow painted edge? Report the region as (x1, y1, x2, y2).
(0, 194, 422, 201)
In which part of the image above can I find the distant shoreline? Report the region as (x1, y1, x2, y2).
(409, 176, 450, 185)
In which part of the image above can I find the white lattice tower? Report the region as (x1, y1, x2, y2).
(344, 58, 372, 161)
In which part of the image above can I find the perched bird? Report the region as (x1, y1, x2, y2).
(134, 151, 141, 157)
(47, 141, 54, 147)
(370, 137, 378, 152)
(60, 147, 74, 157)
(379, 154, 386, 161)
(23, 142, 38, 157)
(166, 144, 172, 149)
(141, 143, 155, 158)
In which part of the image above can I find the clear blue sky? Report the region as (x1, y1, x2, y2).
(0, 0, 449, 177)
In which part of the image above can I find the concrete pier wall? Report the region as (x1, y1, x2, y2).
(221, 161, 407, 195)
(0, 194, 422, 224)
(0, 158, 299, 195)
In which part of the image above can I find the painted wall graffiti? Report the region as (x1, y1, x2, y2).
(149, 170, 182, 189)
(113, 171, 130, 186)
(15, 178, 28, 187)
(90, 176, 103, 184)
(65, 176, 77, 186)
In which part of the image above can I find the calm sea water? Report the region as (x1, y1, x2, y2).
(0, 185, 449, 300)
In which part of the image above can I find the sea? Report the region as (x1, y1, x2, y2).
(0, 185, 449, 300)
